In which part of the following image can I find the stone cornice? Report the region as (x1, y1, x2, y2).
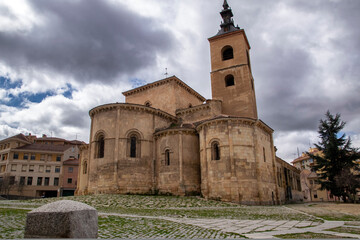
(210, 64, 248, 74)
(154, 128, 197, 139)
(195, 116, 256, 131)
(276, 156, 300, 173)
(89, 103, 178, 122)
(208, 29, 251, 50)
(122, 76, 206, 102)
(175, 103, 211, 116)
(195, 117, 273, 134)
(256, 120, 274, 134)
(79, 144, 89, 151)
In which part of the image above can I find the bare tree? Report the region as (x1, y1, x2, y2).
(0, 175, 15, 199)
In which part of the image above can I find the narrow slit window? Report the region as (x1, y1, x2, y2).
(263, 147, 266, 162)
(165, 149, 170, 166)
(130, 136, 137, 158)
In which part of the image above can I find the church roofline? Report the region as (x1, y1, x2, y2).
(154, 127, 197, 139)
(195, 116, 273, 133)
(276, 156, 301, 173)
(208, 29, 251, 50)
(122, 76, 206, 102)
(89, 103, 178, 122)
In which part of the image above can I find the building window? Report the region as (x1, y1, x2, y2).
(68, 167, 73, 173)
(127, 132, 141, 158)
(55, 166, 60, 173)
(11, 164, 17, 172)
(56, 155, 61, 162)
(83, 161, 88, 174)
(222, 45, 234, 60)
(20, 177, 25, 185)
(22, 165, 27, 172)
(314, 191, 318, 199)
(13, 152, 19, 159)
(54, 177, 59, 186)
(225, 75, 235, 87)
(263, 147, 266, 162)
(211, 141, 220, 160)
(67, 178, 72, 184)
(24, 153, 28, 160)
(27, 177, 33, 186)
(37, 177, 43, 186)
(46, 166, 51, 173)
(30, 154, 35, 160)
(130, 135, 137, 158)
(40, 154, 45, 161)
(165, 149, 170, 166)
(9, 176, 15, 185)
(96, 134, 105, 159)
(29, 165, 34, 172)
(44, 177, 49, 186)
(39, 165, 44, 172)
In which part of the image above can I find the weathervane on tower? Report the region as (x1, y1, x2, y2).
(217, 0, 240, 35)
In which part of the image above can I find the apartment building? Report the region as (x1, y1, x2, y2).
(0, 134, 83, 198)
(292, 148, 338, 202)
(60, 157, 79, 197)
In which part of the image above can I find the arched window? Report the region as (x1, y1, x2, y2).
(83, 161, 88, 174)
(127, 132, 141, 158)
(225, 75, 235, 87)
(165, 149, 170, 166)
(222, 46, 234, 60)
(130, 135, 137, 158)
(145, 101, 152, 107)
(96, 134, 105, 158)
(188, 103, 193, 108)
(211, 141, 220, 160)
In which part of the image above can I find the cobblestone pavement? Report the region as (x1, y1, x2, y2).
(100, 212, 360, 239)
(2, 206, 360, 239)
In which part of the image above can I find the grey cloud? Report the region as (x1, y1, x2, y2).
(242, 0, 360, 135)
(0, 0, 175, 83)
(60, 108, 89, 129)
(254, 43, 318, 131)
(0, 5, 16, 19)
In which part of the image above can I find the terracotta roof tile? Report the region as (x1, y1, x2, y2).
(15, 144, 72, 152)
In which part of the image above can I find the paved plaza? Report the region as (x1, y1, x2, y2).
(100, 212, 360, 239)
(1, 195, 360, 239)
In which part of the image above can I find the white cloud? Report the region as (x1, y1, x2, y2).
(274, 130, 319, 162)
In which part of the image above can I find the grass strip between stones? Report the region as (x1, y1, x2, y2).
(274, 232, 353, 239)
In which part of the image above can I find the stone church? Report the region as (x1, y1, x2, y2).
(76, 0, 303, 205)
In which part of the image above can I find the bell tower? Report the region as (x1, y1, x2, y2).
(208, 0, 258, 119)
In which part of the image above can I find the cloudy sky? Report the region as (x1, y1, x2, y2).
(0, 0, 359, 162)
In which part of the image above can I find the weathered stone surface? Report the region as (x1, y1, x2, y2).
(24, 200, 98, 238)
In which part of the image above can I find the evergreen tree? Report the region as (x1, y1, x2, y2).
(309, 111, 360, 202)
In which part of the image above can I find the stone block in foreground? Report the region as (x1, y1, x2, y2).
(24, 200, 98, 238)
